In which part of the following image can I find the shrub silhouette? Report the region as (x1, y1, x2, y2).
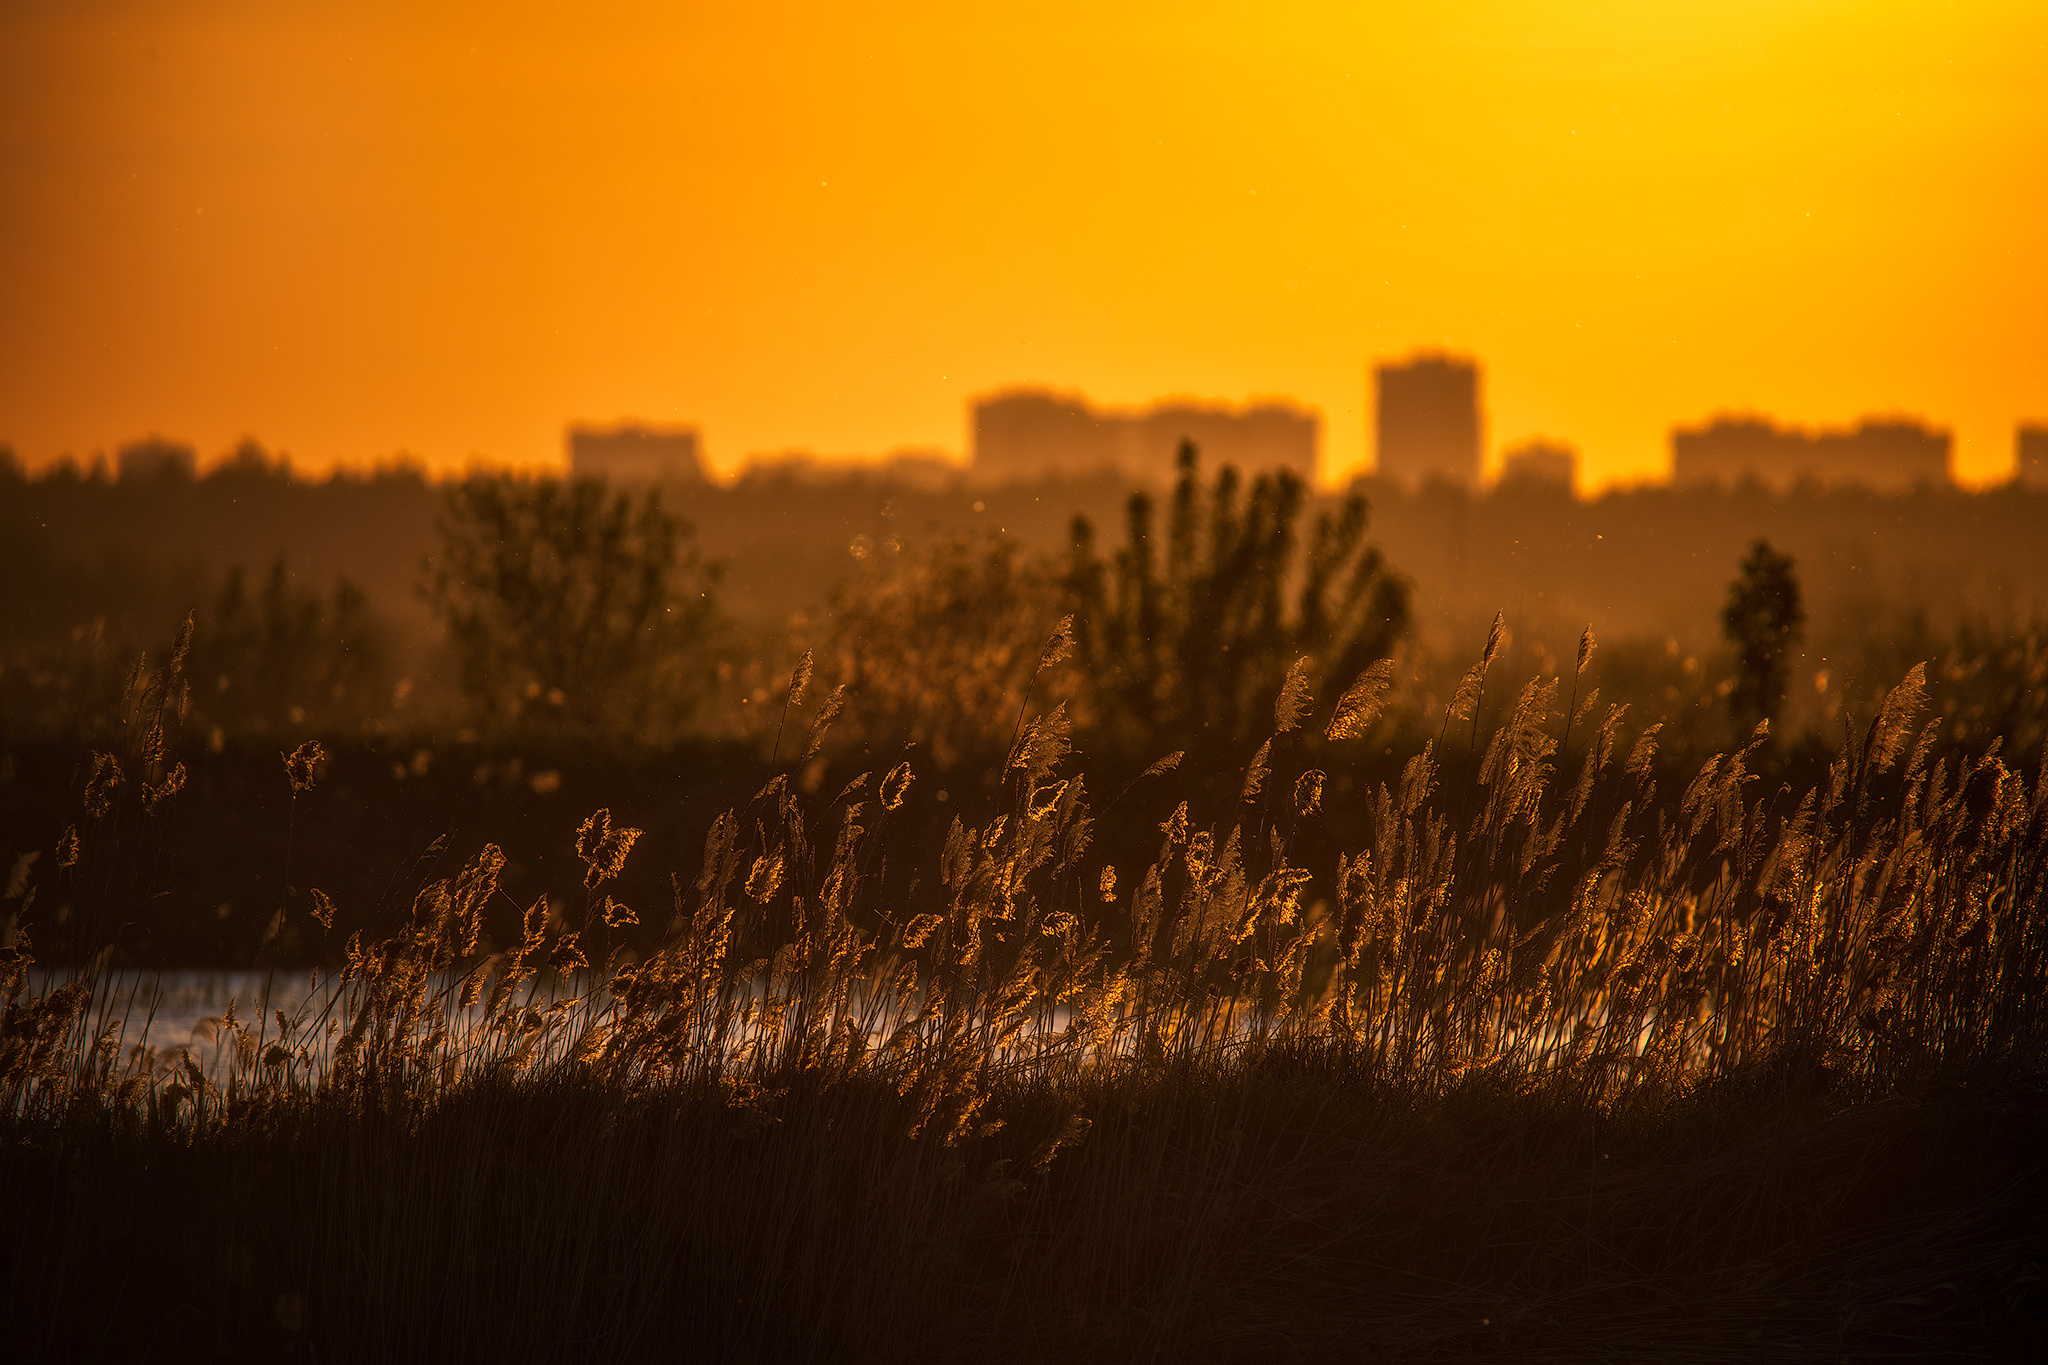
(821, 532, 1057, 772)
(1722, 538, 1805, 737)
(1061, 443, 1410, 762)
(425, 475, 723, 739)
(189, 557, 391, 735)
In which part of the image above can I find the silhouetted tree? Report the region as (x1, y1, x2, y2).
(1721, 538, 1804, 737)
(1062, 443, 1409, 763)
(190, 557, 392, 734)
(822, 532, 1056, 771)
(425, 476, 723, 739)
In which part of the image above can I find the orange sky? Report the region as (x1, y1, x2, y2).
(2, 1, 2043, 489)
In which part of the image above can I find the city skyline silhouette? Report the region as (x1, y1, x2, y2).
(3, 4, 2042, 488)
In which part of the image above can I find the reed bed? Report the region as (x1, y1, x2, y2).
(4, 627, 2046, 1360)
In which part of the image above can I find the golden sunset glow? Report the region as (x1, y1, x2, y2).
(3, 0, 2043, 487)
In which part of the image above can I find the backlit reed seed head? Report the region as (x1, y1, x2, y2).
(309, 889, 336, 930)
(544, 933, 585, 978)
(169, 611, 193, 673)
(1294, 769, 1325, 816)
(1325, 658, 1396, 741)
(1036, 613, 1076, 672)
(143, 762, 186, 812)
(1481, 610, 1507, 670)
(141, 716, 166, 770)
(1139, 750, 1183, 780)
(1028, 780, 1067, 822)
(576, 808, 643, 889)
(1240, 739, 1271, 802)
(283, 741, 325, 794)
(804, 683, 849, 762)
(519, 896, 548, 951)
(0, 925, 35, 975)
(57, 825, 80, 869)
(1273, 655, 1314, 734)
(880, 761, 914, 810)
(83, 753, 122, 817)
(745, 852, 785, 903)
(1626, 723, 1663, 778)
(602, 895, 638, 927)
(1866, 662, 1930, 774)
(786, 649, 813, 708)
(1009, 703, 1071, 780)
(820, 867, 852, 917)
(1446, 663, 1487, 725)
(1098, 865, 1117, 902)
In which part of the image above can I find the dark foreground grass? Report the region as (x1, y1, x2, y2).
(6, 637, 2047, 1361)
(5, 1057, 2044, 1362)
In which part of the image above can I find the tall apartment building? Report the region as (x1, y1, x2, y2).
(970, 389, 1317, 483)
(971, 391, 1119, 480)
(1671, 416, 1950, 491)
(566, 424, 706, 486)
(1497, 438, 1577, 493)
(1374, 354, 1482, 487)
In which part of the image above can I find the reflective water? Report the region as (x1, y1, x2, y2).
(40, 970, 334, 1073)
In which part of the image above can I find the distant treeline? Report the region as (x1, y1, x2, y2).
(8, 442, 2046, 652)
(8, 440, 2048, 767)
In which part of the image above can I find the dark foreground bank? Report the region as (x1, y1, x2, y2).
(3, 1057, 2044, 1363)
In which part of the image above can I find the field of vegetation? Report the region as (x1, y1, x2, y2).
(4, 459, 2046, 1359)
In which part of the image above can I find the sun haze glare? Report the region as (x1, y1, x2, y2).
(1, 0, 2041, 487)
